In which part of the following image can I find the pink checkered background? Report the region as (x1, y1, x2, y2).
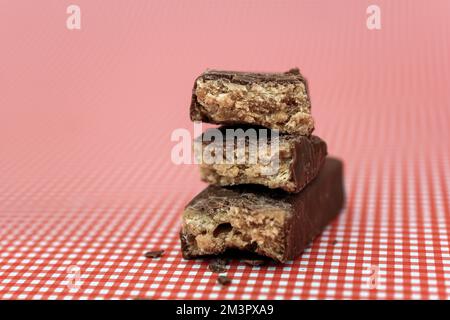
(1, 0, 449, 299)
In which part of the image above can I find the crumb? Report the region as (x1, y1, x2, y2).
(144, 250, 164, 259)
(208, 258, 228, 273)
(217, 275, 231, 286)
(332, 240, 338, 245)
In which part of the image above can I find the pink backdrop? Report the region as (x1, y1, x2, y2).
(1, 0, 449, 300)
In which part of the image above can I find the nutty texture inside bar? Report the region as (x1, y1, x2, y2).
(181, 186, 291, 261)
(190, 69, 314, 135)
(195, 126, 327, 192)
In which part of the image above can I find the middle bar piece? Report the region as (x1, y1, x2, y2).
(195, 126, 327, 193)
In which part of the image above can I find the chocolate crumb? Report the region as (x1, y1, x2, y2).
(208, 258, 228, 273)
(144, 250, 164, 259)
(332, 240, 338, 245)
(243, 259, 268, 266)
(217, 275, 231, 286)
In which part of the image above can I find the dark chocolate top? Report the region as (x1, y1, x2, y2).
(199, 68, 307, 85)
(185, 184, 293, 217)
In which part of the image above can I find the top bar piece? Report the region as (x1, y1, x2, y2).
(190, 68, 314, 135)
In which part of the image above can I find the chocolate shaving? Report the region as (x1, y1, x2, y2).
(144, 250, 164, 259)
(217, 275, 231, 286)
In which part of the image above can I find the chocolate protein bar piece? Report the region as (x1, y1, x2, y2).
(190, 68, 314, 135)
(180, 158, 345, 263)
(195, 126, 327, 193)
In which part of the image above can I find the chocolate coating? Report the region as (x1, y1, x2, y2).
(290, 135, 327, 192)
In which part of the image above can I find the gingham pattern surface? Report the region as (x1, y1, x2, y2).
(1, 0, 450, 300)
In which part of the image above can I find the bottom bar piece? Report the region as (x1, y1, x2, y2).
(180, 157, 345, 262)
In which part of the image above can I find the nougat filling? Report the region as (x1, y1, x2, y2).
(182, 204, 289, 261)
(195, 78, 313, 135)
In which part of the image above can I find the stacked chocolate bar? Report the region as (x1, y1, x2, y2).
(180, 68, 345, 263)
